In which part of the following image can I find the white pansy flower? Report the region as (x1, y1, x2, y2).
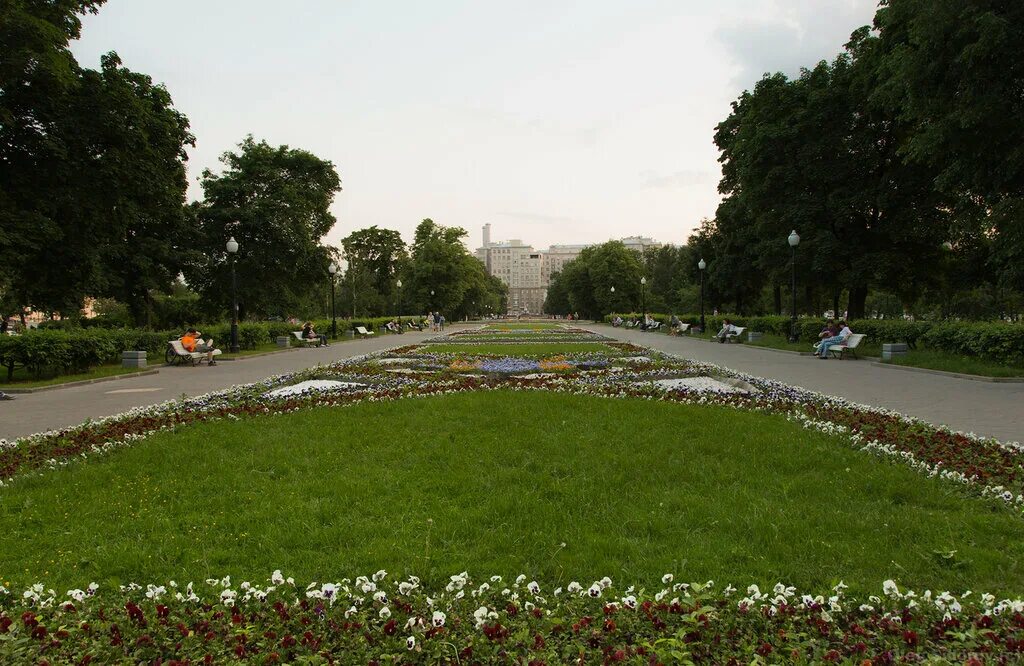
(432, 610, 446, 627)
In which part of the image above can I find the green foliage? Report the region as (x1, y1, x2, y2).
(402, 219, 506, 319)
(922, 322, 1024, 365)
(183, 136, 342, 320)
(0, 2, 193, 321)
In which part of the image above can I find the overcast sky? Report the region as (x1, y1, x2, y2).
(71, 0, 879, 251)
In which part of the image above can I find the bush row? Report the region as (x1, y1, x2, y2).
(603, 313, 1023, 363)
(0, 317, 429, 379)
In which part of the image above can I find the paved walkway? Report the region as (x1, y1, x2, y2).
(588, 324, 1024, 443)
(3, 323, 1022, 444)
(0, 328, 448, 441)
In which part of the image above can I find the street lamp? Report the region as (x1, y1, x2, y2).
(640, 277, 647, 325)
(698, 258, 706, 333)
(396, 279, 402, 324)
(788, 230, 800, 342)
(226, 237, 239, 353)
(430, 289, 435, 310)
(328, 262, 338, 339)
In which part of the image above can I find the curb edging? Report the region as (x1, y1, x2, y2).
(1, 369, 161, 394)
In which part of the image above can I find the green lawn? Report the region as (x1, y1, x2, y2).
(0, 363, 150, 388)
(886, 349, 1024, 378)
(1, 391, 1021, 595)
(422, 342, 615, 356)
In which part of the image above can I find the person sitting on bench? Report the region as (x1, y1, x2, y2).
(817, 320, 852, 359)
(715, 319, 739, 343)
(302, 321, 328, 347)
(181, 328, 218, 365)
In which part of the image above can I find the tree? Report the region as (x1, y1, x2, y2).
(341, 226, 407, 317)
(1, 2, 193, 323)
(876, 0, 1024, 291)
(185, 136, 342, 319)
(543, 242, 643, 318)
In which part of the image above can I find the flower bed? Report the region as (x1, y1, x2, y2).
(2, 572, 1022, 663)
(2, 326, 1023, 516)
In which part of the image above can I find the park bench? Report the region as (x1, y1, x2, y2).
(669, 323, 690, 336)
(354, 325, 375, 338)
(165, 339, 222, 366)
(292, 331, 321, 347)
(827, 333, 866, 359)
(725, 326, 746, 343)
(643, 321, 662, 332)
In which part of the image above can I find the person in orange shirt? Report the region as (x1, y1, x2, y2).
(181, 328, 217, 366)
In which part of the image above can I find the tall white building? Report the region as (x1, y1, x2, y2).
(475, 224, 663, 314)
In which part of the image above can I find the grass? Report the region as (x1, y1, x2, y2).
(1, 391, 1022, 595)
(421, 342, 615, 356)
(0, 363, 150, 388)
(887, 349, 1024, 378)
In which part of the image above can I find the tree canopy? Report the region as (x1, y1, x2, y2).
(184, 137, 342, 320)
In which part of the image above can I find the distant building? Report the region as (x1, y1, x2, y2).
(474, 224, 663, 314)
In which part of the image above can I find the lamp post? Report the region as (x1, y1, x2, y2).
(226, 237, 239, 353)
(328, 262, 338, 339)
(396, 279, 402, 323)
(698, 258, 706, 333)
(640, 276, 647, 324)
(430, 289, 435, 311)
(788, 230, 800, 342)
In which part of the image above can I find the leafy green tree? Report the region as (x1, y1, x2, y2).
(1, 2, 193, 323)
(185, 136, 342, 319)
(543, 241, 643, 318)
(875, 0, 1024, 291)
(340, 226, 407, 316)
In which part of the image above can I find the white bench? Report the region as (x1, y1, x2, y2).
(354, 325, 375, 338)
(292, 331, 321, 347)
(166, 339, 222, 366)
(669, 323, 690, 336)
(725, 326, 746, 343)
(827, 333, 866, 359)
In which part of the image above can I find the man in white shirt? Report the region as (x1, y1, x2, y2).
(817, 321, 853, 358)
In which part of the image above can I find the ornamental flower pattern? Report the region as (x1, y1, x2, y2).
(1, 572, 1023, 662)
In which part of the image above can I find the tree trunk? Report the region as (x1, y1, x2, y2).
(773, 285, 782, 315)
(847, 286, 868, 320)
(832, 289, 840, 319)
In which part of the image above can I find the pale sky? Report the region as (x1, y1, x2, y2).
(71, 0, 879, 251)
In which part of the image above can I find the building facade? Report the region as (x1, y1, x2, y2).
(474, 224, 662, 314)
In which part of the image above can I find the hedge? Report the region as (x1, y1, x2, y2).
(0, 317, 430, 380)
(604, 313, 1024, 362)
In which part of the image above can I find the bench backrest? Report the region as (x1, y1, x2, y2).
(169, 340, 191, 355)
(292, 331, 305, 340)
(845, 333, 865, 348)
(355, 326, 370, 334)
(731, 326, 746, 335)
